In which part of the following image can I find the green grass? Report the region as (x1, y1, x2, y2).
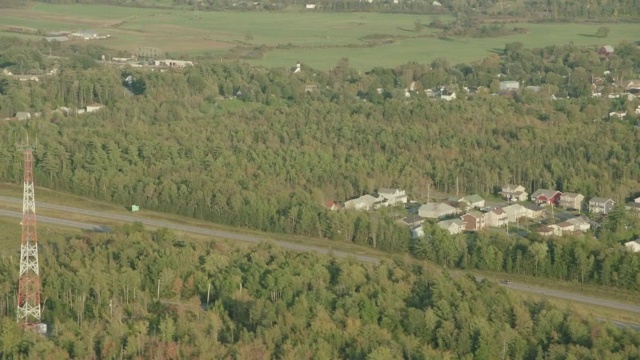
(2, 4, 639, 70)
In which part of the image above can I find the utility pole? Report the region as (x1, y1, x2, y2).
(16, 141, 45, 334)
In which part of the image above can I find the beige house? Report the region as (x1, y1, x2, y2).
(485, 208, 508, 227)
(500, 184, 528, 202)
(625, 240, 640, 253)
(559, 193, 584, 210)
(458, 194, 485, 209)
(437, 219, 466, 235)
(567, 216, 591, 232)
(344, 194, 387, 211)
(502, 204, 525, 222)
(418, 202, 459, 219)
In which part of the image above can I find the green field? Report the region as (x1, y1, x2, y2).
(2, 4, 640, 70)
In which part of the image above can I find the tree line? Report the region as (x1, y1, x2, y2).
(2, 225, 640, 358)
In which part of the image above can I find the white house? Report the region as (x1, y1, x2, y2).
(485, 207, 508, 227)
(437, 219, 466, 235)
(567, 216, 591, 232)
(305, 3, 316, 9)
(377, 188, 408, 206)
(344, 194, 387, 211)
(588, 197, 615, 214)
(500, 184, 528, 202)
(499, 81, 520, 92)
(458, 194, 485, 209)
(410, 225, 424, 239)
(624, 239, 640, 253)
(86, 104, 105, 113)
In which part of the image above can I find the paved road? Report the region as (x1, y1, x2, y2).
(0, 196, 379, 264)
(2, 196, 640, 319)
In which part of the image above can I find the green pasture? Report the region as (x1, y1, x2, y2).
(1, 3, 639, 70)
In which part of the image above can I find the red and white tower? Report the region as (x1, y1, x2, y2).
(17, 147, 42, 327)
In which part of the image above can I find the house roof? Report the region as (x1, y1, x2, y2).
(531, 189, 560, 199)
(625, 202, 640, 209)
(589, 197, 614, 204)
(561, 192, 583, 199)
(567, 216, 590, 226)
(502, 184, 525, 192)
(521, 203, 543, 212)
(401, 215, 424, 225)
(557, 221, 574, 229)
(490, 208, 505, 215)
(438, 219, 466, 229)
(601, 45, 614, 52)
(462, 194, 484, 204)
(538, 225, 555, 234)
(463, 210, 484, 219)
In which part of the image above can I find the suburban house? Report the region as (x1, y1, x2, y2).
(418, 202, 459, 219)
(344, 193, 387, 211)
(521, 203, 545, 219)
(485, 207, 508, 227)
(15, 112, 31, 121)
(458, 194, 485, 209)
(410, 225, 424, 239)
(500, 184, 528, 202)
(377, 188, 408, 206)
(588, 197, 615, 214)
(625, 202, 640, 217)
(502, 203, 525, 223)
(530, 189, 562, 206)
(305, 3, 316, 9)
(538, 225, 557, 237)
(398, 215, 425, 228)
(437, 219, 466, 235)
(558, 192, 585, 210)
(567, 215, 591, 232)
(461, 211, 486, 231)
(499, 81, 520, 92)
(86, 104, 105, 113)
(599, 45, 614, 56)
(555, 221, 575, 233)
(624, 239, 640, 253)
(325, 201, 339, 211)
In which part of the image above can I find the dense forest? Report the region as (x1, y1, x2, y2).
(2, 225, 640, 359)
(1, 36, 640, 288)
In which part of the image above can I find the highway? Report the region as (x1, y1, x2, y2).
(1, 195, 640, 319)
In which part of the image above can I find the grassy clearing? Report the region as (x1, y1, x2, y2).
(2, 4, 639, 70)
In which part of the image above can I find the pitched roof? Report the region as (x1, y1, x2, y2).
(463, 210, 484, 219)
(589, 197, 614, 204)
(522, 203, 543, 212)
(462, 194, 484, 204)
(561, 192, 583, 199)
(490, 208, 505, 215)
(531, 189, 560, 199)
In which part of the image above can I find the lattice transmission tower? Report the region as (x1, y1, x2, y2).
(16, 145, 44, 332)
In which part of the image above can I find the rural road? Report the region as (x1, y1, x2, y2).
(1, 195, 640, 319)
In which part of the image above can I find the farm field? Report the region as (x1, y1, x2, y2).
(1, 3, 640, 70)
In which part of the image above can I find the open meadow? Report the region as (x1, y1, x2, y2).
(1, 4, 640, 69)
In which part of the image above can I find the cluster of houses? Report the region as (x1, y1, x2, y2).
(44, 30, 110, 43)
(331, 185, 640, 241)
(2, 104, 106, 122)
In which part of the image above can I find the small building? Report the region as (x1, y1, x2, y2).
(410, 225, 424, 239)
(624, 239, 640, 253)
(15, 112, 31, 121)
(154, 59, 194, 68)
(71, 30, 98, 40)
(485, 207, 508, 227)
(500, 184, 528, 202)
(499, 81, 520, 92)
(458, 194, 485, 209)
(45, 36, 69, 42)
(131, 205, 140, 212)
(377, 188, 408, 206)
(530, 189, 562, 206)
(502, 203, 525, 223)
(589, 197, 615, 214)
(521, 203, 545, 219)
(86, 104, 105, 113)
(305, 3, 316, 9)
(599, 45, 614, 56)
(325, 201, 339, 211)
(344, 193, 387, 211)
(418, 202, 459, 219)
(398, 215, 425, 228)
(461, 210, 486, 231)
(567, 215, 591, 232)
(558, 192, 584, 210)
(538, 225, 557, 237)
(437, 219, 466, 235)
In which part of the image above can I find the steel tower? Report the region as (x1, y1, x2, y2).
(17, 147, 42, 327)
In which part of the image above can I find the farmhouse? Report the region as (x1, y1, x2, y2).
(588, 197, 615, 214)
(558, 192, 584, 210)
